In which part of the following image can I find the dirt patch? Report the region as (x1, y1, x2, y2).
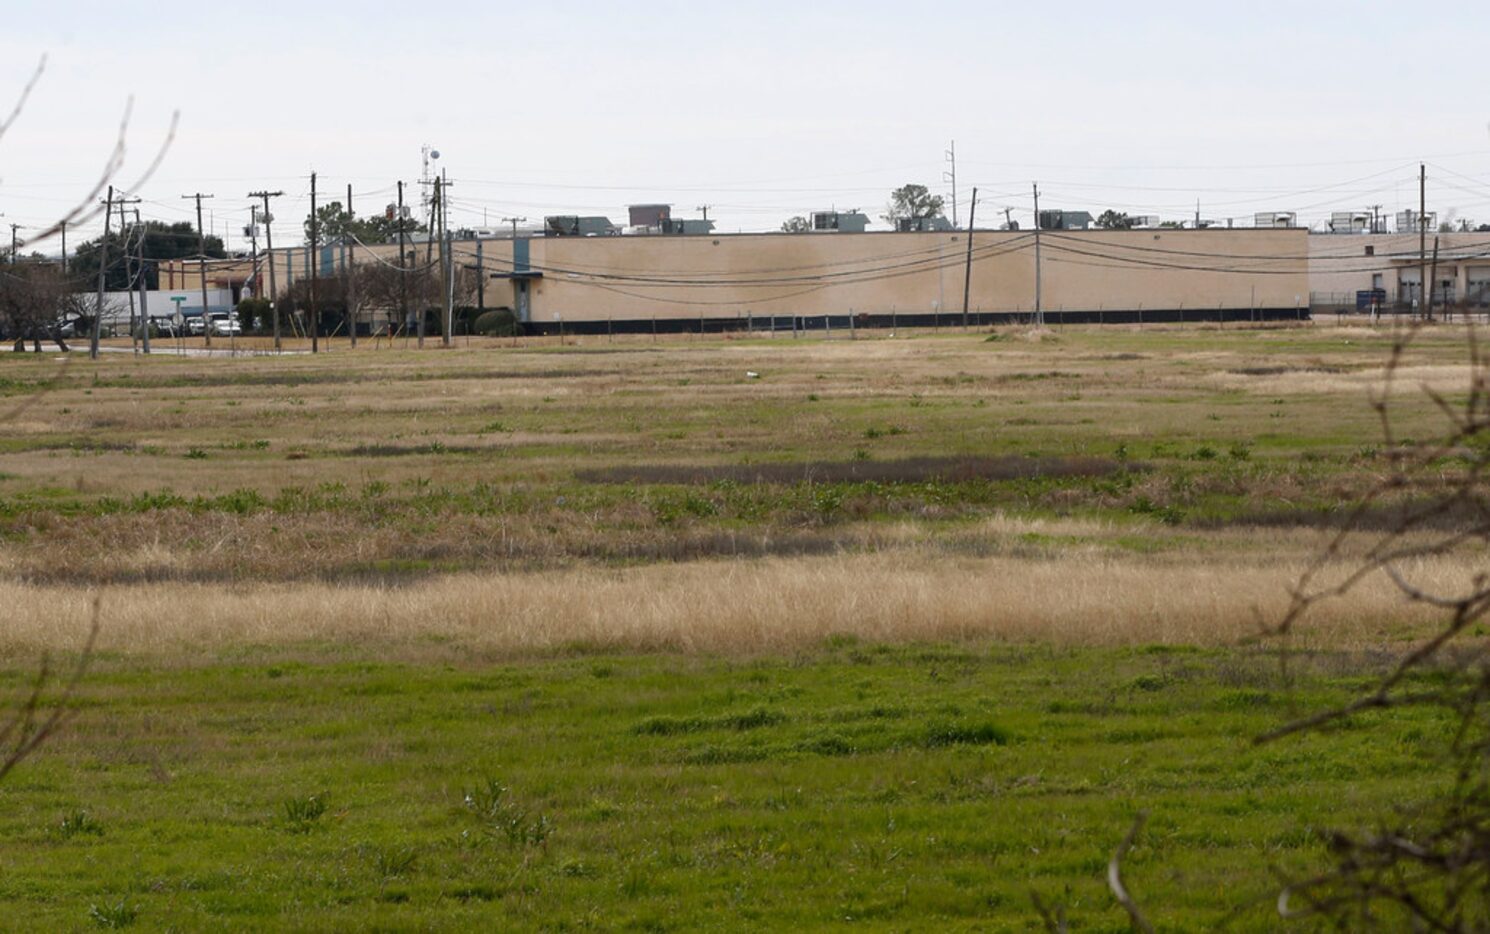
(1226, 365, 1349, 376)
(1193, 496, 1486, 534)
(577, 455, 1132, 486)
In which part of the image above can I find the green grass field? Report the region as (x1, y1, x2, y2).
(0, 644, 1451, 930)
(0, 323, 1476, 929)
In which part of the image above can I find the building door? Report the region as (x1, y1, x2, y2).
(515, 281, 531, 322)
(1399, 269, 1422, 306)
(1468, 267, 1490, 306)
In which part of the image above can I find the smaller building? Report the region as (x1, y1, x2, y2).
(895, 216, 953, 233)
(1254, 212, 1298, 229)
(1038, 210, 1094, 231)
(627, 204, 672, 228)
(810, 211, 870, 233)
(545, 216, 620, 237)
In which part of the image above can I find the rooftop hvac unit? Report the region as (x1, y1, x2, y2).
(1396, 210, 1436, 233)
(1254, 212, 1297, 228)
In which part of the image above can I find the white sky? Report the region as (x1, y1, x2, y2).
(3, 0, 1490, 251)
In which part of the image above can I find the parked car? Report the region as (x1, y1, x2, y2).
(207, 313, 242, 337)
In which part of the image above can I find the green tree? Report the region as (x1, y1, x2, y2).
(303, 202, 425, 245)
(70, 222, 225, 291)
(882, 184, 945, 227)
(781, 215, 811, 233)
(1095, 210, 1135, 230)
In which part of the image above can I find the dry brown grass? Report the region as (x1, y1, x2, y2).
(0, 547, 1463, 659)
(1, 323, 1483, 659)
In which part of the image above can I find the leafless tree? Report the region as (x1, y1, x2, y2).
(0, 54, 169, 780)
(1253, 324, 1490, 929)
(0, 263, 76, 351)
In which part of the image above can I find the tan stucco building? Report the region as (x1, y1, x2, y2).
(161, 228, 1314, 329)
(1308, 232, 1490, 311)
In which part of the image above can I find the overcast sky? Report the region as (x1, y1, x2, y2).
(3, 0, 1490, 251)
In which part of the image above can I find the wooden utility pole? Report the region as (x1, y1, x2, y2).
(112, 196, 141, 346)
(135, 208, 150, 355)
(1032, 182, 1043, 326)
(91, 186, 113, 360)
(60, 221, 67, 274)
(961, 187, 978, 328)
(1419, 163, 1428, 321)
(1428, 235, 1441, 321)
(397, 180, 407, 344)
(248, 190, 284, 351)
(347, 234, 357, 349)
(419, 179, 433, 349)
(444, 173, 456, 345)
(310, 171, 319, 353)
(437, 174, 453, 347)
(183, 191, 216, 347)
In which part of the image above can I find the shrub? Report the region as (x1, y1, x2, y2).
(283, 793, 328, 832)
(236, 298, 271, 334)
(473, 308, 522, 337)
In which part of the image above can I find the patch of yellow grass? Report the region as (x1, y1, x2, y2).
(0, 550, 1461, 658)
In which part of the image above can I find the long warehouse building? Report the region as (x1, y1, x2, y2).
(164, 228, 1311, 330)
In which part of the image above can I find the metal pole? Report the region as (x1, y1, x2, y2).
(1420, 163, 1428, 321)
(249, 190, 283, 353)
(1033, 183, 1043, 327)
(91, 185, 112, 360)
(961, 187, 978, 328)
(310, 172, 319, 353)
(183, 191, 216, 348)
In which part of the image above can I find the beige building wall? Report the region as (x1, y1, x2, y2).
(194, 229, 1310, 321)
(1309, 232, 1490, 305)
(445, 229, 1307, 322)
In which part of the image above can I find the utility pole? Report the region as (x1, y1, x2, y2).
(310, 171, 319, 353)
(182, 191, 216, 347)
(944, 141, 958, 228)
(440, 171, 453, 347)
(397, 180, 408, 344)
(696, 205, 711, 222)
(1429, 235, 1441, 321)
(91, 185, 112, 360)
(112, 195, 141, 346)
(961, 188, 978, 327)
(347, 226, 357, 349)
(346, 183, 353, 217)
(135, 208, 150, 355)
(1370, 203, 1382, 235)
(502, 216, 525, 239)
(1033, 182, 1043, 327)
(9, 223, 23, 263)
(475, 239, 485, 312)
(247, 204, 260, 296)
(60, 221, 66, 274)
(249, 190, 284, 352)
(418, 179, 431, 349)
(1419, 163, 1428, 321)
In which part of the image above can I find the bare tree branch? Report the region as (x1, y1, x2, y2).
(0, 55, 45, 146)
(1107, 812, 1155, 933)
